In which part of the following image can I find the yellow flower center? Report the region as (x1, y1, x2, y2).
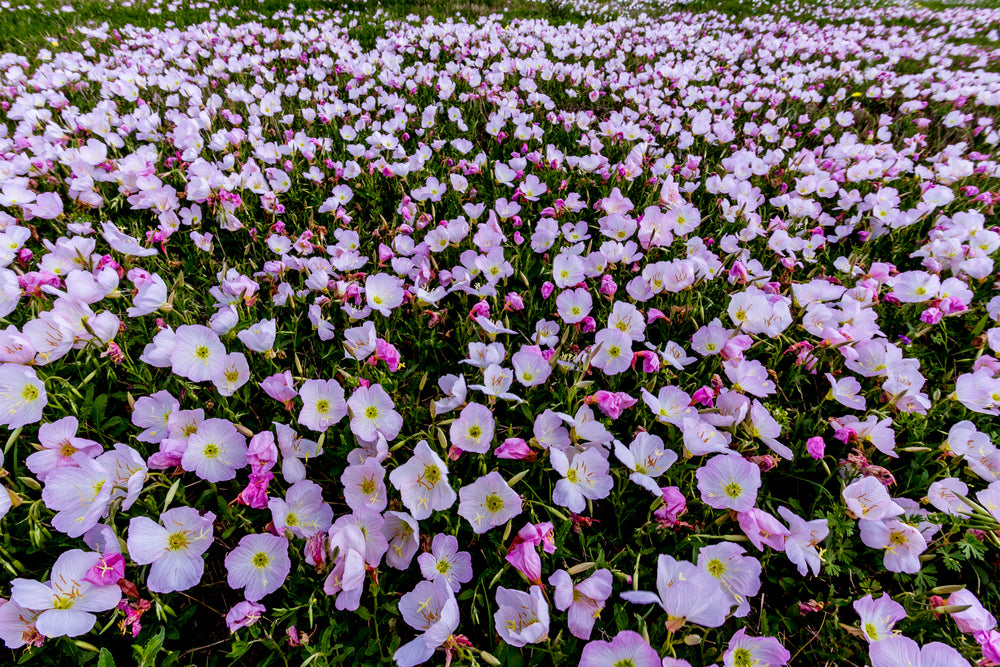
(485, 493, 504, 513)
(167, 532, 190, 551)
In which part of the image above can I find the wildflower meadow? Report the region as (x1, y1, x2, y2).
(1, 0, 1000, 664)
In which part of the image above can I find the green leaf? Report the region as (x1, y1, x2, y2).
(135, 627, 166, 667)
(98, 648, 116, 667)
(227, 640, 251, 660)
(92, 392, 109, 426)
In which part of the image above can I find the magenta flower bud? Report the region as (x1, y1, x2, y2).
(806, 436, 825, 460)
(374, 339, 401, 372)
(505, 292, 525, 311)
(260, 371, 297, 406)
(247, 431, 279, 472)
(654, 486, 687, 526)
(236, 471, 273, 509)
(599, 274, 617, 296)
(84, 553, 126, 587)
(513, 231, 524, 244)
(580, 316, 596, 333)
(469, 300, 490, 320)
(541, 281, 555, 299)
(304, 533, 327, 568)
(920, 307, 943, 325)
(939, 297, 967, 315)
(833, 427, 857, 444)
(495, 437, 533, 460)
(226, 601, 266, 632)
(635, 351, 659, 374)
(691, 386, 715, 407)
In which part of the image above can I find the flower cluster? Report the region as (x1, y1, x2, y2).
(0, 0, 999, 664)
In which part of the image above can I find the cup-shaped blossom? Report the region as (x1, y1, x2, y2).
(890, 270, 940, 303)
(169, 325, 226, 383)
(348, 384, 403, 442)
(418, 534, 473, 592)
(551, 447, 614, 514)
(614, 432, 678, 495)
(724, 358, 776, 397)
(556, 287, 592, 324)
(946, 588, 996, 635)
(10, 549, 122, 638)
(225, 534, 291, 602)
(579, 630, 661, 667)
(298, 379, 348, 432)
(777, 506, 829, 576)
(468, 365, 522, 403)
(260, 371, 297, 406)
(450, 402, 494, 454)
(843, 477, 904, 521)
(225, 600, 266, 632)
(324, 523, 367, 611)
(127, 507, 216, 593)
(394, 579, 460, 667)
(384, 511, 420, 570)
(458, 471, 523, 534)
(549, 568, 613, 640)
(853, 593, 907, 643)
(859, 518, 926, 573)
(869, 635, 971, 667)
(366, 273, 405, 316)
(212, 352, 250, 397)
(42, 455, 112, 538)
(696, 454, 761, 513)
(512, 345, 551, 387)
(723, 629, 790, 667)
(0, 599, 42, 649)
(343, 321, 377, 362)
(681, 417, 731, 456)
(97, 443, 147, 511)
(926, 478, 971, 516)
(181, 418, 248, 482)
(825, 373, 866, 411)
(237, 318, 276, 353)
(389, 440, 457, 520)
(697, 543, 762, 618)
(269, 480, 333, 539)
(342, 459, 388, 512)
(591, 328, 633, 376)
(131, 390, 179, 444)
(432, 374, 467, 416)
(26, 416, 103, 481)
(621, 554, 731, 629)
(0, 363, 47, 429)
(334, 509, 388, 567)
(738, 508, 791, 552)
(494, 585, 549, 647)
(641, 386, 695, 426)
(275, 422, 321, 483)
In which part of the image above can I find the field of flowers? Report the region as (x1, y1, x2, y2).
(1, 0, 1000, 663)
